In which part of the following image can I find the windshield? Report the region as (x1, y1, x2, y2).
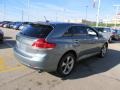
(95, 28, 110, 33)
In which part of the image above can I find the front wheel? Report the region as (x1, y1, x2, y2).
(57, 53, 76, 77)
(99, 44, 108, 58)
(108, 37, 112, 43)
(0, 38, 3, 44)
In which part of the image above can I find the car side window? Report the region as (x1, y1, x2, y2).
(71, 26, 88, 36)
(64, 26, 88, 37)
(87, 27, 98, 39)
(63, 29, 72, 37)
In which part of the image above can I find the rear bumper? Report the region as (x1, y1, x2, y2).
(13, 47, 60, 72)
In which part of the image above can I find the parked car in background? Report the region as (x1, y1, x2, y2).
(0, 30, 4, 43)
(0, 21, 10, 27)
(5, 22, 14, 28)
(14, 22, 108, 77)
(0, 22, 4, 27)
(3, 22, 11, 28)
(13, 22, 23, 30)
(18, 22, 31, 30)
(0, 22, 3, 27)
(94, 27, 113, 43)
(112, 29, 120, 40)
(9, 22, 18, 29)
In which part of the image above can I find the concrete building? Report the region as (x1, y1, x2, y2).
(112, 13, 120, 24)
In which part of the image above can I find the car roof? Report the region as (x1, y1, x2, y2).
(32, 22, 88, 27)
(94, 27, 111, 29)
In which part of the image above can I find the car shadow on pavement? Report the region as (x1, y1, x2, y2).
(4, 36, 12, 39)
(111, 40, 120, 43)
(61, 49, 120, 80)
(0, 40, 16, 49)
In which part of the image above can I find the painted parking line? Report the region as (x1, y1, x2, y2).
(0, 56, 26, 73)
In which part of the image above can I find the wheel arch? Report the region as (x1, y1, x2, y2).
(104, 42, 108, 48)
(57, 50, 77, 69)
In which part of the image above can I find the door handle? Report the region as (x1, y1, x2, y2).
(73, 40, 80, 47)
(74, 40, 80, 46)
(74, 40, 79, 43)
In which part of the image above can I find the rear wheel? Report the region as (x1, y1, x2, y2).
(57, 53, 76, 77)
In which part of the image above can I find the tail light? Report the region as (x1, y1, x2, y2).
(32, 39, 56, 49)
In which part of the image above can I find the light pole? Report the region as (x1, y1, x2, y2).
(21, 9, 24, 22)
(105, 16, 109, 27)
(85, 5, 88, 20)
(113, 5, 120, 28)
(27, 0, 30, 21)
(96, 0, 101, 27)
(63, 8, 66, 22)
(56, 12, 58, 22)
(3, 0, 6, 21)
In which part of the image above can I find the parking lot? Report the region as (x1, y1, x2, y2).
(0, 27, 120, 90)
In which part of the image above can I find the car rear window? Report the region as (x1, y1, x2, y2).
(20, 24, 53, 38)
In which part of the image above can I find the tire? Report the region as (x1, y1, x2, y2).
(57, 53, 76, 77)
(0, 37, 3, 44)
(108, 37, 112, 43)
(99, 44, 108, 58)
(115, 36, 119, 41)
(0, 40, 3, 44)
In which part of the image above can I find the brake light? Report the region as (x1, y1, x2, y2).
(32, 39, 56, 49)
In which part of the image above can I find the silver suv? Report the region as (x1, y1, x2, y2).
(14, 22, 108, 77)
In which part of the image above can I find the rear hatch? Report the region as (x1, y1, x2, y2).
(16, 24, 54, 55)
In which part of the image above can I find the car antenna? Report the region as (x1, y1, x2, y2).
(44, 16, 50, 23)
